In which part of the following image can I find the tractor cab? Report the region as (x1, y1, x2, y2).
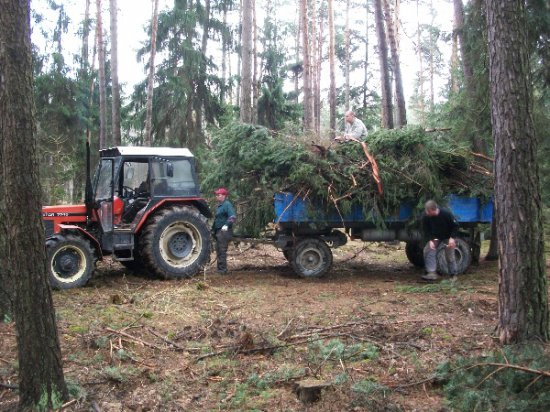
(92, 146, 202, 233)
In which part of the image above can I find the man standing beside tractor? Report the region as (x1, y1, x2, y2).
(211, 188, 236, 274)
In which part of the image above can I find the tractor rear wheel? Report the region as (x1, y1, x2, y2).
(140, 206, 210, 279)
(46, 234, 96, 289)
(290, 238, 333, 278)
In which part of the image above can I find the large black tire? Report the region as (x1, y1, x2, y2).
(46, 234, 96, 289)
(405, 241, 424, 267)
(140, 206, 210, 279)
(436, 238, 472, 275)
(290, 238, 333, 278)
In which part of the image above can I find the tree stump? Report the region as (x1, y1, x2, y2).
(294, 379, 332, 404)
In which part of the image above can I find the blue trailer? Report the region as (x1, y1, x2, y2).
(271, 192, 493, 278)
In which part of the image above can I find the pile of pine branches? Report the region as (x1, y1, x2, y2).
(198, 123, 492, 236)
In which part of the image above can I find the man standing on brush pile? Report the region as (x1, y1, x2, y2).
(421, 200, 459, 281)
(335, 110, 368, 142)
(212, 188, 236, 274)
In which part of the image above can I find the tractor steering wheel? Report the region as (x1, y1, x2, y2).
(122, 186, 136, 198)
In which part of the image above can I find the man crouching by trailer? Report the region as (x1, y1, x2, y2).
(421, 199, 459, 281)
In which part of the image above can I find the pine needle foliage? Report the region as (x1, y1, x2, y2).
(436, 344, 550, 412)
(198, 122, 492, 236)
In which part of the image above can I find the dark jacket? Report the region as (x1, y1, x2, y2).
(422, 208, 459, 242)
(212, 199, 236, 232)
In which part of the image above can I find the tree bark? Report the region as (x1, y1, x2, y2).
(221, 5, 228, 103)
(486, 0, 549, 344)
(383, 0, 406, 127)
(416, 0, 425, 122)
(374, 0, 393, 128)
(328, 0, 336, 139)
(301, 0, 314, 131)
(313, 0, 322, 136)
(81, 0, 91, 76)
(453, 0, 474, 89)
(110, 0, 121, 146)
(240, 0, 253, 123)
(362, 2, 370, 117)
(252, 0, 259, 124)
(144, 0, 159, 146)
(344, 0, 350, 110)
(96, 0, 107, 148)
(0, 0, 68, 408)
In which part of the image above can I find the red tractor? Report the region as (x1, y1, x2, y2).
(42, 146, 212, 289)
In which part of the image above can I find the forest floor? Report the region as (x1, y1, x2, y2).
(0, 239, 546, 411)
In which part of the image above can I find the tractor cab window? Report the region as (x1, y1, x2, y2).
(121, 161, 150, 198)
(95, 159, 113, 201)
(150, 158, 197, 196)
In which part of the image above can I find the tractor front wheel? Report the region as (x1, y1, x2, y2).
(140, 206, 211, 279)
(46, 235, 96, 289)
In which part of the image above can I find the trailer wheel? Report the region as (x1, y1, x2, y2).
(46, 235, 96, 289)
(405, 241, 424, 267)
(436, 238, 472, 275)
(291, 238, 332, 278)
(140, 206, 210, 279)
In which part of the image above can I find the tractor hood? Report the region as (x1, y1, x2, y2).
(42, 204, 88, 218)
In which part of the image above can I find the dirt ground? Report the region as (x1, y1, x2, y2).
(0, 239, 530, 411)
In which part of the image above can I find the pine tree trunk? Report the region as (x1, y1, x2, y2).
(312, 0, 321, 136)
(374, 0, 393, 128)
(221, 6, 228, 103)
(301, 0, 314, 131)
(328, 0, 336, 139)
(81, 0, 91, 75)
(383, 0, 406, 127)
(110, 0, 121, 145)
(453, 0, 474, 88)
(486, 0, 549, 344)
(240, 0, 253, 123)
(363, 2, 370, 114)
(294, 1, 300, 103)
(416, 0, 425, 122)
(197, 0, 211, 134)
(0, 1, 68, 408)
(428, 0, 435, 108)
(252, 0, 259, 124)
(345, 0, 350, 110)
(96, 0, 107, 148)
(144, 0, 159, 146)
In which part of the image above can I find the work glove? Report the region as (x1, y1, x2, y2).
(221, 225, 228, 231)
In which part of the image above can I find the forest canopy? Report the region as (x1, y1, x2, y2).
(199, 123, 493, 236)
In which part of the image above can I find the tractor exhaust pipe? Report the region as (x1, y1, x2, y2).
(85, 141, 93, 219)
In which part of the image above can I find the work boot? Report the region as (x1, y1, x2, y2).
(421, 272, 439, 281)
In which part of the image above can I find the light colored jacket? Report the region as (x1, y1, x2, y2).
(344, 118, 368, 140)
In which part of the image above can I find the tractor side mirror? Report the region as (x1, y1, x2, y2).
(166, 162, 174, 178)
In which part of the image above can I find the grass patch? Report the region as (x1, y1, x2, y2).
(395, 279, 461, 294)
